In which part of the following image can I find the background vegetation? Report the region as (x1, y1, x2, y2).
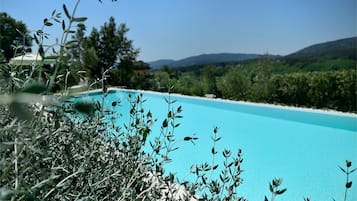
(0, 12, 32, 61)
(151, 55, 356, 112)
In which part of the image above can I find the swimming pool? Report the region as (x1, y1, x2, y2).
(76, 89, 357, 201)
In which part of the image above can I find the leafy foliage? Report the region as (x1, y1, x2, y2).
(153, 56, 356, 112)
(338, 160, 356, 201)
(0, 2, 163, 200)
(0, 12, 32, 61)
(0, 97, 158, 200)
(182, 127, 246, 200)
(81, 17, 139, 85)
(264, 178, 287, 201)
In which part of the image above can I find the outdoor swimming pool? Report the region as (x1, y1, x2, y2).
(76, 89, 357, 201)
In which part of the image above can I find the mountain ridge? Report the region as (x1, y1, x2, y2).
(148, 36, 357, 69)
(286, 36, 356, 59)
(148, 53, 262, 69)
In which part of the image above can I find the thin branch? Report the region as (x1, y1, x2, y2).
(118, 163, 145, 201)
(14, 137, 18, 190)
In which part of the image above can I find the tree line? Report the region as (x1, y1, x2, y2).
(151, 58, 356, 112)
(0, 12, 143, 89)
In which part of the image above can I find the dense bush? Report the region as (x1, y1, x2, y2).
(0, 94, 161, 200)
(269, 70, 356, 112)
(154, 63, 356, 112)
(216, 68, 250, 100)
(0, 2, 166, 199)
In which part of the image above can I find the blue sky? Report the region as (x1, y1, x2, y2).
(1, 0, 356, 61)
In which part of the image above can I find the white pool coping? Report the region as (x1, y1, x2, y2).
(71, 87, 357, 119)
(110, 88, 357, 118)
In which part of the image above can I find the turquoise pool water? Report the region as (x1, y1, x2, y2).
(77, 89, 357, 201)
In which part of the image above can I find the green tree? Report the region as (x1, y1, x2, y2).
(82, 28, 100, 79)
(0, 12, 32, 61)
(268, 70, 356, 112)
(175, 72, 204, 96)
(153, 71, 173, 91)
(0, 52, 5, 63)
(69, 23, 86, 68)
(57, 23, 88, 87)
(247, 56, 275, 101)
(82, 17, 139, 85)
(335, 70, 357, 111)
(268, 73, 309, 105)
(217, 68, 250, 100)
(200, 65, 218, 94)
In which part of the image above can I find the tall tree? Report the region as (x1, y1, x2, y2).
(82, 17, 139, 84)
(58, 23, 88, 87)
(0, 12, 32, 61)
(69, 23, 86, 66)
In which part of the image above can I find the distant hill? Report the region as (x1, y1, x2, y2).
(148, 59, 175, 69)
(149, 53, 261, 69)
(286, 37, 357, 60)
(148, 37, 356, 69)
